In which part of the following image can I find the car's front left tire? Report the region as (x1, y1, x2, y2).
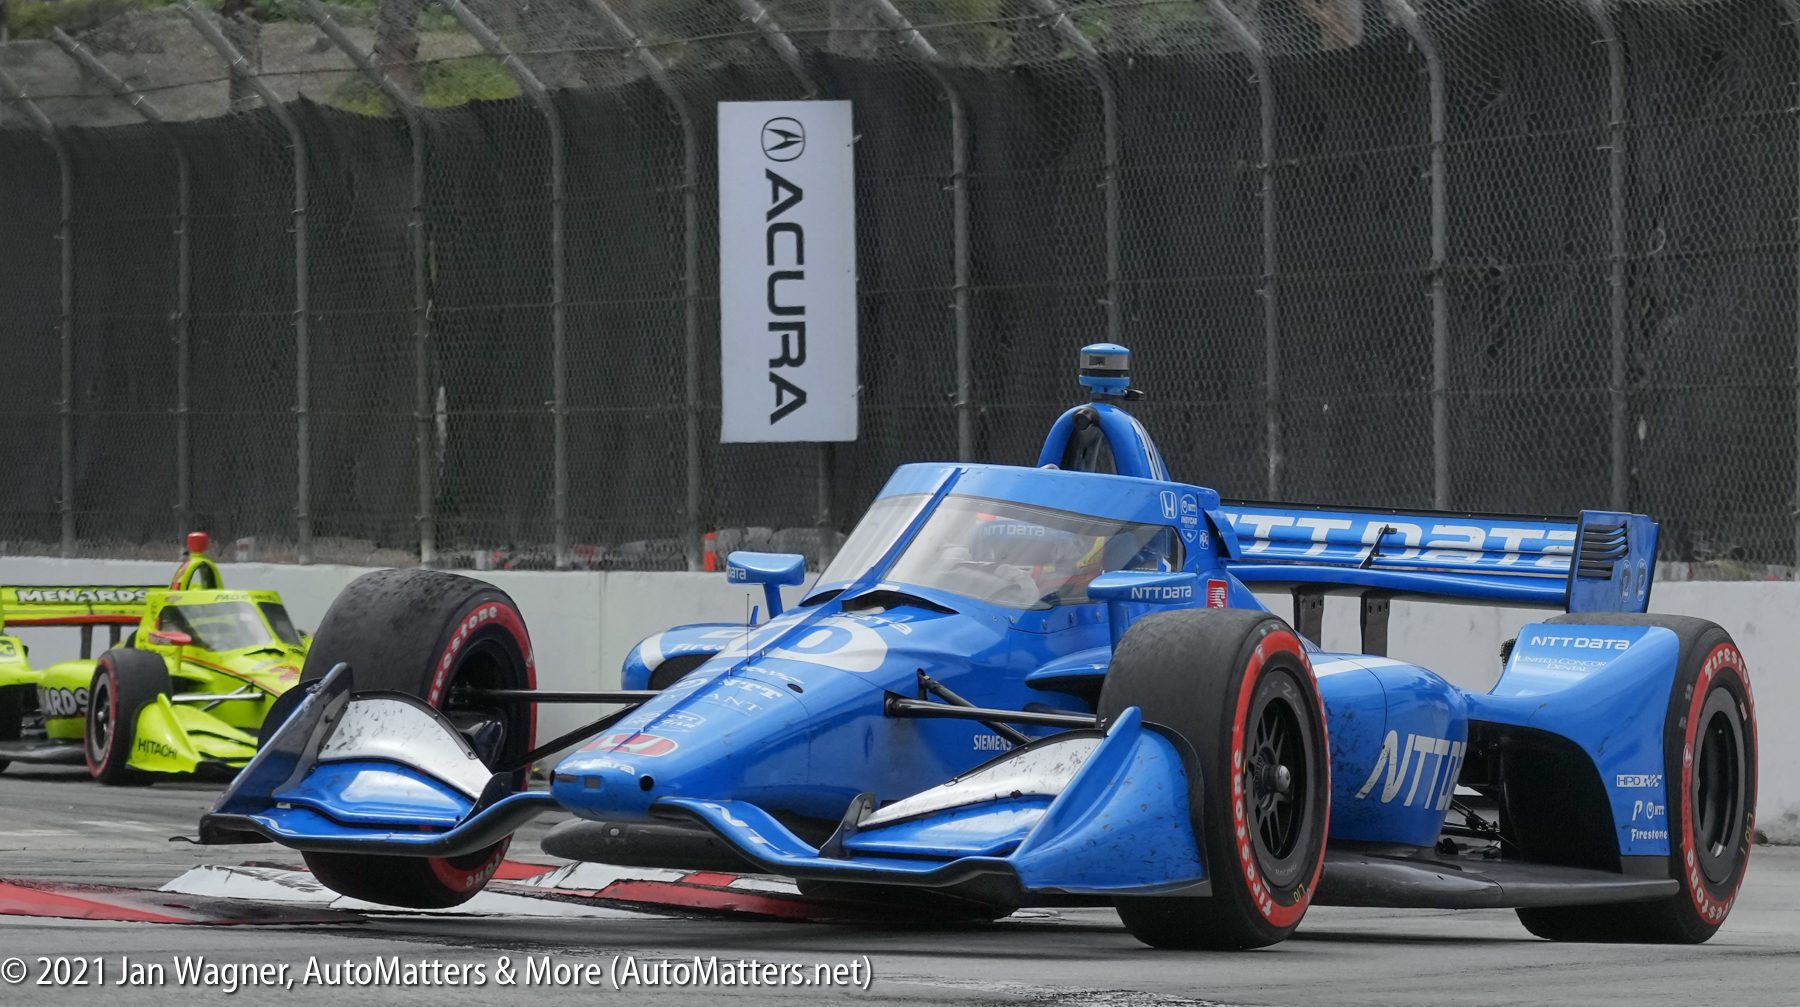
(85, 650, 171, 786)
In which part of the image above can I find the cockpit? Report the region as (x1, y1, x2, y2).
(817, 492, 1180, 611)
(156, 600, 304, 652)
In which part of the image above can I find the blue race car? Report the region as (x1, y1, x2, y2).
(199, 345, 1757, 949)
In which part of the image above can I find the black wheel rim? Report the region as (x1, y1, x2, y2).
(87, 676, 112, 762)
(1692, 689, 1745, 886)
(1243, 668, 1316, 890)
(442, 637, 522, 769)
(439, 631, 531, 872)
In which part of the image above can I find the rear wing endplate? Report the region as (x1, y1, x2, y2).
(1216, 503, 1657, 614)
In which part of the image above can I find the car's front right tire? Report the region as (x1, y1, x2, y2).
(295, 569, 537, 909)
(1099, 609, 1330, 950)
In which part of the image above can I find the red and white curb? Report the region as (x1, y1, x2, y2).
(5, 860, 1052, 926)
(0, 878, 350, 926)
(515, 863, 829, 920)
(146, 860, 838, 922)
(157, 864, 647, 919)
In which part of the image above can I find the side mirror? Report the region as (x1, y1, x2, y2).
(1089, 571, 1198, 648)
(148, 630, 193, 648)
(726, 551, 806, 619)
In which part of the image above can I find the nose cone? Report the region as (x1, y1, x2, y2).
(551, 667, 811, 821)
(551, 746, 664, 819)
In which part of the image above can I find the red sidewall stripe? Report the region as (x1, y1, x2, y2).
(426, 598, 537, 738)
(1229, 628, 1328, 930)
(1680, 642, 1753, 924)
(422, 597, 537, 891)
(428, 845, 508, 893)
(83, 658, 119, 776)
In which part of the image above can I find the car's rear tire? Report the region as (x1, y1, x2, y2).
(296, 569, 536, 909)
(1515, 614, 1755, 943)
(1099, 609, 1329, 950)
(85, 650, 171, 786)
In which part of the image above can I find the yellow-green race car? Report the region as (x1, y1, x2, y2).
(0, 533, 308, 784)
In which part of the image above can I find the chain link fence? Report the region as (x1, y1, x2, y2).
(0, 0, 1794, 576)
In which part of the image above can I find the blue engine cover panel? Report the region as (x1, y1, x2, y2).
(1313, 654, 1467, 848)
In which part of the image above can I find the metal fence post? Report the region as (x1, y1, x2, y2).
(1205, 0, 1279, 497)
(1024, 0, 1120, 345)
(736, 1, 835, 563)
(49, 28, 193, 539)
(0, 65, 75, 556)
(440, 0, 569, 570)
(1381, 0, 1449, 509)
(298, 0, 435, 567)
(580, 0, 703, 571)
(869, 0, 972, 461)
(1579, 0, 1628, 514)
(180, 1, 313, 562)
(1785, 0, 1800, 575)
(730, 0, 821, 97)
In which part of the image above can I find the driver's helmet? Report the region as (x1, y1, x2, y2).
(958, 511, 1179, 602)
(971, 515, 1094, 574)
(1110, 526, 1178, 574)
(158, 606, 194, 635)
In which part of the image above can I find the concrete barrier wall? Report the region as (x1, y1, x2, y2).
(3, 557, 1792, 841)
(0, 558, 794, 757)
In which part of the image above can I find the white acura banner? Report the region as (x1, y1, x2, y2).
(718, 101, 857, 443)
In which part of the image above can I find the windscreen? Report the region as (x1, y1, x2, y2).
(821, 493, 1179, 610)
(259, 603, 304, 646)
(158, 602, 275, 652)
(814, 493, 932, 593)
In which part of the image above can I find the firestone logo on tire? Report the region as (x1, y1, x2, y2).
(434, 604, 515, 703)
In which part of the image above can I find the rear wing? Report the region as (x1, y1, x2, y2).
(1216, 503, 1657, 615)
(0, 586, 154, 628)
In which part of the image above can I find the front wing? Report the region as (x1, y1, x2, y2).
(199, 665, 1209, 901)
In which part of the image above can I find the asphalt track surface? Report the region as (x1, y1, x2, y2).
(0, 765, 1793, 1006)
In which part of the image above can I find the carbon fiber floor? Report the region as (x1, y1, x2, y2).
(0, 765, 1794, 1006)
